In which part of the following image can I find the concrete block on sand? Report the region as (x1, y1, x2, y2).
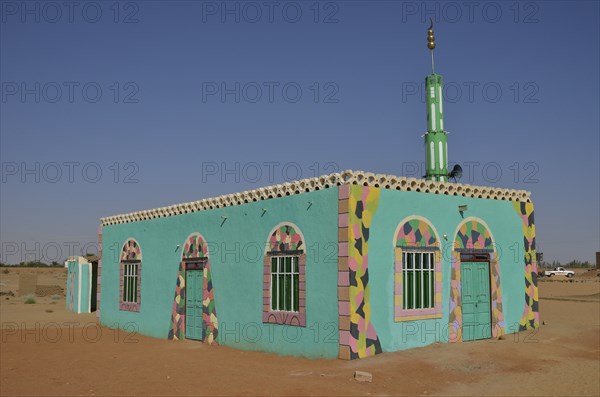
(354, 371, 373, 383)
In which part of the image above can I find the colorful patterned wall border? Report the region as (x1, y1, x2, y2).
(120, 239, 141, 261)
(394, 216, 443, 321)
(454, 220, 494, 252)
(101, 171, 531, 226)
(263, 223, 306, 327)
(513, 202, 539, 330)
(168, 233, 219, 345)
(202, 259, 219, 345)
(489, 253, 504, 335)
(168, 261, 186, 340)
(448, 218, 505, 342)
(346, 185, 383, 359)
(338, 185, 351, 359)
(119, 238, 141, 312)
(395, 217, 438, 248)
(267, 224, 304, 253)
(96, 225, 102, 318)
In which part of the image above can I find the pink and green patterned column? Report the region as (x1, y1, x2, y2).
(339, 184, 383, 359)
(513, 202, 539, 330)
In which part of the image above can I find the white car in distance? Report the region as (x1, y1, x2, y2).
(544, 267, 575, 278)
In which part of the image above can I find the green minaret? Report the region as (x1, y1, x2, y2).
(424, 20, 449, 182)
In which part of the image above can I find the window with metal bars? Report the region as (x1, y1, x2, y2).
(270, 256, 299, 312)
(402, 251, 435, 310)
(122, 262, 139, 303)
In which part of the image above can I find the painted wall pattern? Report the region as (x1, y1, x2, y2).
(202, 262, 219, 345)
(454, 220, 493, 252)
(394, 217, 442, 321)
(168, 233, 219, 345)
(337, 185, 351, 359)
(120, 239, 141, 261)
(97, 225, 102, 319)
(449, 219, 504, 342)
(347, 185, 382, 359)
(268, 224, 304, 253)
(168, 261, 186, 340)
(513, 202, 539, 330)
(488, 253, 504, 335)
(263, 223, 306, 326)
(396, 217, 438, 248)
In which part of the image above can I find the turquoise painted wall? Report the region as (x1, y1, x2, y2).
(66, 261, 91, 313)
(367, 189, 525, 352)
(100, 188, 340, 358)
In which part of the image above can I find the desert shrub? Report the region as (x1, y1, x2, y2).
(2, 269, 9, 274)
(50, 294, 61, 301)
(23, 294, 36, 304)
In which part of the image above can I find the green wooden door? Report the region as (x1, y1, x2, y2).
(185, 270, 204, 340)
(461, 262, 492, 341)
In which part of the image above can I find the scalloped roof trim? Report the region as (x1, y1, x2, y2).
(100, 170, 532, 226)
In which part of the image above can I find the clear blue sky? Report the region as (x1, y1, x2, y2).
(1, 0, 598, 264)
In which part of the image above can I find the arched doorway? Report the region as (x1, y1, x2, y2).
(168, 233, 218, 344)
(449, 218, 504, 342)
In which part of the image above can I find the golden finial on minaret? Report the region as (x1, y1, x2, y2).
(427, 18, 436, 73)
(427, 18, 436, 50)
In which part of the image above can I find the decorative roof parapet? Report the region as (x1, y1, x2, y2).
(100, 170, 532, 226)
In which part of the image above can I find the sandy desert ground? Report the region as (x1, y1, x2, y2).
(1, 267, 598, 396)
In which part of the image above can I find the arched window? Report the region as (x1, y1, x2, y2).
(262, 223, 306, 327)
(120, 239, 142, 312)
(394, 217, 442, 321)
